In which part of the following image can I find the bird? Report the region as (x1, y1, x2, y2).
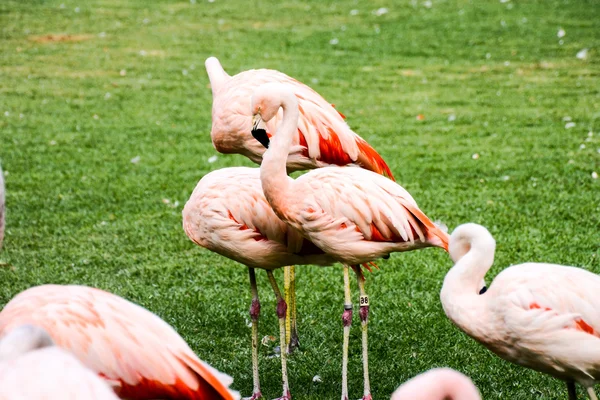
(391, 368, 481, 400)
(183, 166, 336, 400)
(0, 162, 5, 250)
(250, 83, 449, 400)
(205, 56, 395, 178)
(0, 324, 120, 400)
(205, 56, 397, 354)
(0, 284, 240, 400)
(441, 223, 600, 400)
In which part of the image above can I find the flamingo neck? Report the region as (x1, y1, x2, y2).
(205, 57, 230, 98)
(440, 243, 495, 337)
(260, 93, 299, 218)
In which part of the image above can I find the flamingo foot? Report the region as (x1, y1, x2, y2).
(361, 395, 372, 400)
(242, 391, 262, 400)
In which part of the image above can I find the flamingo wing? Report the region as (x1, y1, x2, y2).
(295, 167, 447, 249)
(496, 263, 600, 339)
(0, 285, 239, 400)
(211, 68, 394, 179)
(0, 347, 120, 400)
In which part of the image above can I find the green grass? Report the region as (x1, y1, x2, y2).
(0, 0, 599, 398)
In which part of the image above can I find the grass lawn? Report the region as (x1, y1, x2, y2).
(0, 0, 599, 398)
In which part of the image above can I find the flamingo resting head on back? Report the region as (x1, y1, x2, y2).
(442, 223, 600, 400)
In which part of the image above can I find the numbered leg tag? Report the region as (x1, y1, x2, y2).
(359, 295, 369, 306)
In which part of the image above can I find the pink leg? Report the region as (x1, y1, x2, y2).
(353, 265, 372, 400)
(243, 268, 262, 400)
(266, 271, 291, 400)
(341, 265, 352, 400)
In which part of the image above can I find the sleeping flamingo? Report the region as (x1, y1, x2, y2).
(250, 83, 449, 400)
(391, 368, 481, 400)
(0, 162, 5, 250)
(0, 325, 120, 400)
(0, 284, 240, 400)
(183, 167, 336, 400)
(206, 56, 396, 353)
(441, 223, 600, 400)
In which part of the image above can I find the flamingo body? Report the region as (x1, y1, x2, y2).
(182, 167, 336, 270)
(250, 83, 448, 265)
(0, 346, 120, 400)
(442, 223, 600, 397)
(268, 166, 448, 265)
(0, 285, 239, 400)
(206, 57, 394, 179)
(391, 368, 481, 400)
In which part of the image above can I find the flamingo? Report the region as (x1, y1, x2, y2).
(390, 368, 481, 400)
(0, 162, 5, 250)
(249, 83, 449, 400)
(205, 56, 394, 177)
(441, 223, 600, 400)
(0, 325, 120, 400)
(0, 284, 240, 400)
(206, 56, 397, 353)
(183, 166, 336, 400)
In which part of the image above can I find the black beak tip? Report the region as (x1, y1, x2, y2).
(479, 286, 487, 295)
(251, 128, 270, 149)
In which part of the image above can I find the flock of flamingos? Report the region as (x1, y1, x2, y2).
(0, 57, 598, 400)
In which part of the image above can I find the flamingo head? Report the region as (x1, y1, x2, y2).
(250, 83, 297, 149)
(0, 324, 55, 361)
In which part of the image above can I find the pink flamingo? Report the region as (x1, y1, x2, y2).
(0, 163, 4, 250)
(0, 325, 120, 400)
(250, 83, 449, 400)
(441, 223, 600, 400)
(183, 166, 336, 400)
(205, 56, 394, 178)
(391, 368, 481, 400)
(206, 56, 396, 353)
(0, 285, 240, 400)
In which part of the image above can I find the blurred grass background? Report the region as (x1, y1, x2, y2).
(0, 0, 599, 398)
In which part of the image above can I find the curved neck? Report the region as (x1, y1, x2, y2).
(440, 241, 495, 335)
(260, 93, 299, 216)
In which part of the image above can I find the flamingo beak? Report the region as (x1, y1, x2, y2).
(251, 115, 270, 149)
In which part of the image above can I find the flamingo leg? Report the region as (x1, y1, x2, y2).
(244, 268, 262, 400)
(266, 270, 291, 400)
(284, 266, 292, 350)
(341, 265, 352, 400)
(587, 386, 598, 400)
(288, 265, 299, 353)
(352, 265, 372, 400)
(284, 265, 299, 354)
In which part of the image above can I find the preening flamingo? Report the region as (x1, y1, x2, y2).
(441, 223, 600, 400)
(0, 285, 240, 400)
(0, 162, 5, 250)
(205, 56, 394, 177)
(250, 83, 449, 400)
(183, 166, 336, 400)
(206, 56, 397, 352)
(0, 325, 120, 400)
(391, 368, 481, 400)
